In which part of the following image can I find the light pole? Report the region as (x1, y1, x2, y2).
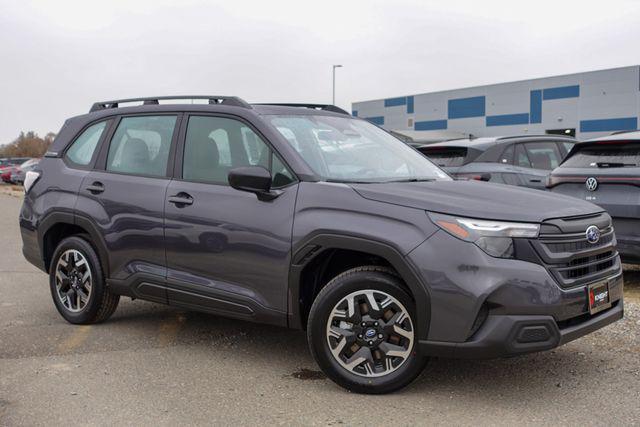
(332, 64, 342, 105)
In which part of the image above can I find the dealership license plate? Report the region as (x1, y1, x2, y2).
(588, 280, 611, 315)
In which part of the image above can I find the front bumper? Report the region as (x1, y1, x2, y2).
(419, 298, 623, 359)
(407, 229, 624, 358)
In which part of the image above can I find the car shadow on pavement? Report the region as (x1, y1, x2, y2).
(99, 300, 617, 402)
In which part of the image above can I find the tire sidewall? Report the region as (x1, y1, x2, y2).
(308, 269, 426, 394)
(49, 236, 105, 324)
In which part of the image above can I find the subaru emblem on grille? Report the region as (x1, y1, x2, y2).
(585, 225, 600, 244)
(585, 177, 598, 191)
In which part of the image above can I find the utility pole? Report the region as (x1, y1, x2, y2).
(332, 64, 343, 105)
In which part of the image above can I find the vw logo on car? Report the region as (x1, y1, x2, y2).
(585, 225, 601, 244)
(585, 177, 599, 192)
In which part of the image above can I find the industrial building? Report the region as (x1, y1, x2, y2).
(352, 65, 640, 141)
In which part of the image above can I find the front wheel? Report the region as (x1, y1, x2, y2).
(307, 266, 427, 394)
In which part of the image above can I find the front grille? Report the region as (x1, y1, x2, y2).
(543, 232, 614, 254)
(529, 215, 621, 288)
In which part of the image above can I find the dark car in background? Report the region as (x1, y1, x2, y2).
(416, 135, 575, 190)
(548, 131, 640, 263)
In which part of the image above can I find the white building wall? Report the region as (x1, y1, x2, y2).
(352, 66, 640, 140)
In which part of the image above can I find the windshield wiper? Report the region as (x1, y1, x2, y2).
(382, 178, 437, 183)
(595, 162, 637, 168)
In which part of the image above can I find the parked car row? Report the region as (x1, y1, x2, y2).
(0, 157, 41, 184)
(415, 131, 639, 264)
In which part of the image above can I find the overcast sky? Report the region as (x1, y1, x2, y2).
(1, 0, 639, 143)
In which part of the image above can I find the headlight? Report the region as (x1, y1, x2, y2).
(428, 212, 540, 258)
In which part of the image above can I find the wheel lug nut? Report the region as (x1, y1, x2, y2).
(368, 341, 373, 346)
(361, 322, 366, 327)
(358, 334, 363, 339)
(378, 334, 384, 339)
(374, 322, 379, 326)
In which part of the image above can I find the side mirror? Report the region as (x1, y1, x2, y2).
(228, 166, 282, 201)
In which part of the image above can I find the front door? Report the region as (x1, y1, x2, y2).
(164, 114, 298, 325)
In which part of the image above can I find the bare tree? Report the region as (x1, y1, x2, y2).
(0, 131, 56, 158)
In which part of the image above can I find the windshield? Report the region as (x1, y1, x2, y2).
(267, 115, 450, 183)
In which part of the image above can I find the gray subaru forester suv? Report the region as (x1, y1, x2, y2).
(20, 96, 623, 394)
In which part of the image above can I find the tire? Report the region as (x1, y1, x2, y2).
(49, 236, 119, 324)
(307, 266, 427, 394)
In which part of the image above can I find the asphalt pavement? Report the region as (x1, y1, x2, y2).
(0, 192, 639, 426)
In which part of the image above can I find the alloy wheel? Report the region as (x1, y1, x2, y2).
(326, 289, 414, 377)
(54, 249, 92, 313)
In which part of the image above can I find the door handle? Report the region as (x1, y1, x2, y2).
(168, 193, 193, 206)
(86, 181, 105, 194)
(529, 179, 542, 183)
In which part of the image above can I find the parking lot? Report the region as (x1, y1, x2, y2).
(0, 190, 639, 425)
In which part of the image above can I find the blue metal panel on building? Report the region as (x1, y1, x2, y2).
(414, 119, 448, 131)
(407, 96, 414, 114)
(384, 97, 407, 107)
(542, 85, 580, 100)
(486, 113, 529, 127)
(352, 110, 358, 117)
(365, 116, 385, 125)
(580, 117, 638, 132)
(530, 90, 542, 123)
(448, 96, 485, 119)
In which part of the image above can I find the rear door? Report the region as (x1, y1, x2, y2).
(512, 142, 562, 189)
(163, 114, 298, 324)
(75, 114, 180, 300)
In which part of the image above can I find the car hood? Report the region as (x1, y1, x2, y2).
(350, 180, 603, 223)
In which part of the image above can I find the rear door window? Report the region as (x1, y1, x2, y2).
(515, 144, 531, 168)
(106, 116, 177, 177)
(419, 147, 468, 167)
(562, 143, 640, 168)
(524, 142, 561, 170)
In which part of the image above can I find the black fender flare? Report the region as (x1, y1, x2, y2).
(38, 211, 111, 276)
(287, 233, 431, 341)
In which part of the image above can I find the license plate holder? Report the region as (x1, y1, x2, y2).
(588, 280, 611, 315)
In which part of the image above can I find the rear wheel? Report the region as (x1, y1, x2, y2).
(307, 266, 427, 394)
(49, 236, 119, 324)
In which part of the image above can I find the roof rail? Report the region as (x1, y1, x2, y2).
(254, 103, 350, 116)
(610, 129, 639, 135)
(496, 134, 575, 141)
(89, 96, 252, 113)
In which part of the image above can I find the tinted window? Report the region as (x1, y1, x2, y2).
(561, 143, 640, 168)
(524, 142, 561, 170)
(66, 121, 107, 166)
(499, 145, 514, 164)
(183, 116, 292, 185)
(515, 144, 531, 168)
(106, 116, 177, 177)
(420, 148, 468, 167)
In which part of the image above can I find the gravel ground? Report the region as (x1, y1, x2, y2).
(0, 193, 639, 426)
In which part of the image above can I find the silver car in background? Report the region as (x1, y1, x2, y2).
(415, 135, 575, 190)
